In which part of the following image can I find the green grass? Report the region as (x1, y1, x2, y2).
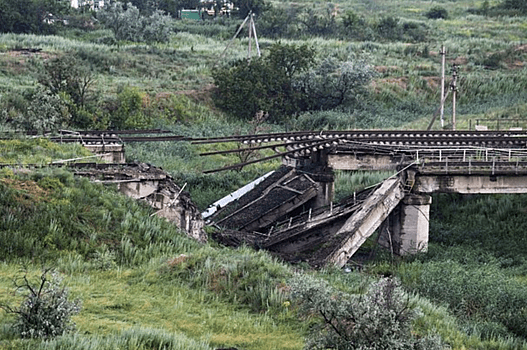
(0, 138, 93, 165)
(0, 263, 303, 350)
(0, 168, 303, 349)
(1, 0, 527, 348)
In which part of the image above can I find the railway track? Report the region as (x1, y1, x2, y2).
(191, 130, 527, 146)
(7, 129, 527, 172)
(192, 130, 527, 172)
(17, 129, 527, 147)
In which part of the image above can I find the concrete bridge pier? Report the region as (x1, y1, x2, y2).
(379, 194, 431, 255)
(310, 172, 334, 209)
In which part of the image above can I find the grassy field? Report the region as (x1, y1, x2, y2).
(1, 0, 527, 348)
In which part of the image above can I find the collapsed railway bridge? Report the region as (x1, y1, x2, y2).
(198, 130, 527, 268)
(30, 129, 527, 268)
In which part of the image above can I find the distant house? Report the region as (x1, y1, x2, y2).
(180, 0, 234, 20)
(71, 0, 105, 11)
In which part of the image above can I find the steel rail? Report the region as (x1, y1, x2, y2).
(191, 130, 527, 144)
(203, 140, 339, 174)
(62, 129, 173, 135)
(198, 139, 317, 156)
(120, 135, 188, 142)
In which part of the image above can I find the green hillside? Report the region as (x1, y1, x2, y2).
(1, 0, 527, 348)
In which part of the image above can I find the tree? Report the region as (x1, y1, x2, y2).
(296, 59, 374, 111)
(38, 55, 94, 128)
(39, 55, 93, 109)
(298, 5, 338, 37)
(98, 2, 143, 42)
(213, 43, 373, 123)
(10, 89, 70, 134)
(143, 9, 173, 43)
(0, 0, 69, 34)
(98, 1, 173, 43)
(232, 0, 270, 19)
(212, 43, 316, 122)
(256, 5, 301, 39)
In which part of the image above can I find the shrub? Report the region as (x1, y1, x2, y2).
(11, 89, 71, 134)
(110, 86, 152, 129)
(499, 0, 527, 13)
(1, 268, 81, 339)
(256, 5, 301, 39)
(426, 7, 449, 20)
(212, 43, 316, 122)
(290, 275, 444, 350)
(213, 43, 374, 123)
(376, 16, 402, 40)
(97, 2, 173, 43)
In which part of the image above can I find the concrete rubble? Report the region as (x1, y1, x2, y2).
(72, 162, 206, 243)
(208, 164, 408, 267)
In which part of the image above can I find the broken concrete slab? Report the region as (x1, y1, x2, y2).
(209, 166, 320, 233)
(318, 178, 405, 267)
(71, 162, 206, 243)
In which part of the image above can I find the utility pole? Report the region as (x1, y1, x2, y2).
(251, 13, 261, 57)
(247, 12, 261, 60)
(440, 45, 446, 128)
(451, 64, 458, 131)
(216, 11, 260, 66)
(248, 13, 252, 59)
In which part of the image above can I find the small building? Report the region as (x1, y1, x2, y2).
(71, 0, 105, 11)
(180, 9, 202, 20)
(180, 1, 234, 20)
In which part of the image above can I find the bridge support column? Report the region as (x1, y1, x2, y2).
(313, 178, 334, 208)
(299, 150, 335, 209)
(379, 194, 431, 255)
(84, 144, 125, 163)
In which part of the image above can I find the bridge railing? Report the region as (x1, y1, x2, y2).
(404, 147, 527, 175)
(408, 148, 527, 163)
(472, 119, 526, 131)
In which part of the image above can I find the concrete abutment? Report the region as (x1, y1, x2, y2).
(379, 194, 431, 255)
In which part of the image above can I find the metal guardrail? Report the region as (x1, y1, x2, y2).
(472, 119, 527, 131)
(407, 147, 527, 163)
(397, 147, 527, 175)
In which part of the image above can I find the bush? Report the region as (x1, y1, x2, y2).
(0, 0, 69, 34)
(1, 268, 81, 339)
(109, 86, 152, 129)
(213, 43, 374, 123)
(290, 275, 444, 350)
(212, 43, 316, 122)
(499, 0, 527, 13)
(426, 7, 449, 20)
(97, 2, 173, 43)
(10, 89, 71, 134)
(376, 16, 402, 40)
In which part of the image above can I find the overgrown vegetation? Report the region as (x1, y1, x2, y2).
(1, 268, 81, 339)
(291, 275, 444, 350)
(1, 0, 527, 348)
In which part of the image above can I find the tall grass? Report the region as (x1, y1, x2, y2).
(0, 138, 92, 165)
(334, 170, 395, 202)
(0, 168, 200, 264)
(0, 263, 304, 350)
(163, 246, 292, 314)
(2, 1, 527, 348)
(26, 328, 213, 350)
